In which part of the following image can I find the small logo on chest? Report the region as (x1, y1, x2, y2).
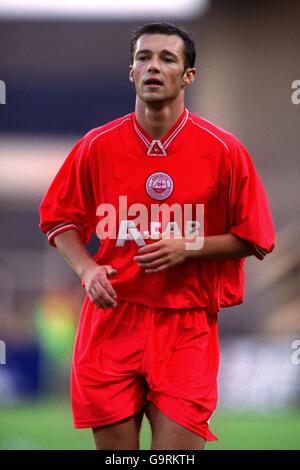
(146, 172, 174, 200)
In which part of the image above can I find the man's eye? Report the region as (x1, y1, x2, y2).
(137, 56, 147, 61)
(163, 57, 175, 63)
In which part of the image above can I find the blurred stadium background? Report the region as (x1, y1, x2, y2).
(0, 0, 300, 450)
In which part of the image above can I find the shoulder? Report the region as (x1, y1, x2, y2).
(187, 111, 246, 156)
(81, 113, 132, 151)
(63, 114, 133, 167)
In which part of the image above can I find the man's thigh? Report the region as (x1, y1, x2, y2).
(72, 300, 149, 429)
(143, 308, 219, 445)
(146, 402, 206, 450)
(92, 408, 145, 450)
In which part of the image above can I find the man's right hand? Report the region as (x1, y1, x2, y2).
(53, 230, 118, 309)
(82, 264, 118, 309)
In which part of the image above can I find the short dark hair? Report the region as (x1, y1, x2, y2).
(130, 22, 196, 70)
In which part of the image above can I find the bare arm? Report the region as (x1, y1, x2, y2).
(54, 230, 117, 308)
(134, 233, 255, 273)
(186, 233, 254, 260)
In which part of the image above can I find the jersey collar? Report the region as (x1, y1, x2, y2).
(132, 108, 189, 156)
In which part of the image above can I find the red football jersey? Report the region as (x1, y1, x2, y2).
(39, 108, 275, 313)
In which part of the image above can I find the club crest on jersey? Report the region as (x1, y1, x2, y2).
(146, 172, 174, 201)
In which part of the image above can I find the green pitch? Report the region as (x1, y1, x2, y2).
(0, 398, 299, 450)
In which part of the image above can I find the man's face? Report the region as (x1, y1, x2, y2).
(129, 34, 193, 104)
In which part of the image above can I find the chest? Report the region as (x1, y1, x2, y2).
(90, 143, 230, 209)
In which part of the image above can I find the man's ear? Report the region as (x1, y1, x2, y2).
(181, 68, 196, 88)
(129, 65, 135, 83)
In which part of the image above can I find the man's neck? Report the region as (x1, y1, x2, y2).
(135, 98, 185, 140)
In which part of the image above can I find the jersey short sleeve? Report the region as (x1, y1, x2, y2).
(39, 136, 96, 247)
(227, 140, 275, 260)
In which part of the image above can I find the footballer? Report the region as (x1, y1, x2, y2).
(39, 22, 275, 450)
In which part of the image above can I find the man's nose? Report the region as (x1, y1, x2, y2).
(147, 57, 160, 72)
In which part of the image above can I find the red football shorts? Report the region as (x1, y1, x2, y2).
(71, 297, 219, 441)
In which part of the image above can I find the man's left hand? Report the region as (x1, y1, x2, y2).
(133, 237, 189, 273)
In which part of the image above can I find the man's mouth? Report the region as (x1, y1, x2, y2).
(144, 78, 163, 88)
